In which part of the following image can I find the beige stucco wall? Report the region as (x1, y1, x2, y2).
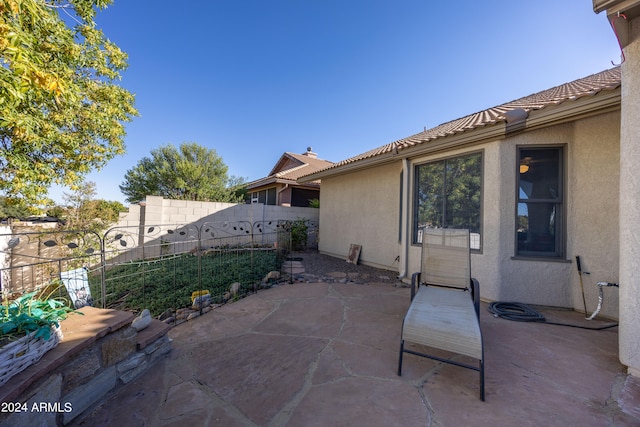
(320, 111, 621, 315)
(407, 117, 620, 313)
(318, 162, 402, 270)
(481, 116, 620, 314)
(568, 111, 620, 318)
(404, 127, 579, 309)
(619, 15, 640, 376)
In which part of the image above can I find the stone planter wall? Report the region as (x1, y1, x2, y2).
(0, 306, 171, 426)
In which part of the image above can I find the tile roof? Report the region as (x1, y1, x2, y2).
(310, 67, 621, 174)
(279, 152, 335, 179)
(247, 151, 334, 189)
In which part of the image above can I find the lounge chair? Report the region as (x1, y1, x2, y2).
(397, 228, 485, 400)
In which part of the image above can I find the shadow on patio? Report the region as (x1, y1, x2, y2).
(72, 280, 640, 427)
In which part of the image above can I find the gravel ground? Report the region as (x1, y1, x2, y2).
(286, 251, 402, 284)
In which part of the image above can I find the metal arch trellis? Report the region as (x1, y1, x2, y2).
(0, 228, 103, 297)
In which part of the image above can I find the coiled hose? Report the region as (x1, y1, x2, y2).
(487, 302, 545, 322)
(487, 301, 618, 330)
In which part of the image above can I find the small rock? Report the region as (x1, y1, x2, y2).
(158, 309, 174, 321)
(329, 271, 347, 279)
(176, 311, 190, 321)
(117, 352, 147, 374)
(187, 312, 200, 321)
(131, 309, 151, 331)
(229, 282, 241, 296)
(192, 295, 211, 310)
(192, 294, 211, 306)
(262, 271, 280, 283)
(163, 316, 175, 324)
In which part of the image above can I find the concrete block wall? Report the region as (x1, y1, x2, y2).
(105, 197, 319, 264)
(113, 196, 319, 237)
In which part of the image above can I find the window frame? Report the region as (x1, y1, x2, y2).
(412, 151, 483, 251)
(514, 145, 566, 260)
(250, 188, 277, 205)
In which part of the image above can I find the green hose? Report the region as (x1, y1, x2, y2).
(487, 301, 618, 330)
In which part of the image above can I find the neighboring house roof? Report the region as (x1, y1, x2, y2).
(247, 149, 334, 190)
(593, 0, 640, 15)
(300, 67, 621, 180)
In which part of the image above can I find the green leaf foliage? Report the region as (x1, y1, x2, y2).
(0, 196, 31, 218)
(119, 142, 246, 203)
(90, 250, 280, 316)
(58, 179, 125, 232)
(0, 0, 138, 207)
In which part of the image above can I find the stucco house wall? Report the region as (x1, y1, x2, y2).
(316, 105, 621, 319)
(401, 116, 619, 316)
(307, 0, 640, 383)
(568, 111, 621, 317)
(619, 10, 640, 376)
(319, 162, 402, 270)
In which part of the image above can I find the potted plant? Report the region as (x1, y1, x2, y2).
(0, 284, 79, 386)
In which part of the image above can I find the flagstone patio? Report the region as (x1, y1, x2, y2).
(70, 273, 640, 426)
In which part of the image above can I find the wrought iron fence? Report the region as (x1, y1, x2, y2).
(0, 220, 314, 319)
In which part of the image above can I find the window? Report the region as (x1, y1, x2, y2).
(414, 152, 482, 248)
(291, 188, 319, 207)
(250, 188, 277, 205)
(516, 146, 564, 258)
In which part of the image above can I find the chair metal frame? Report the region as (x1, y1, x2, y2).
(397, 228, 485, 401)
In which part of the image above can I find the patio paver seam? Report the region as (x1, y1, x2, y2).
(267, 334, 335, 426)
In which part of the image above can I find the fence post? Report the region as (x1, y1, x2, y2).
(197, 224, 203, 314)
(100, 232, 106, 309)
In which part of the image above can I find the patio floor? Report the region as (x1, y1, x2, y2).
(72, 278, 640, 426)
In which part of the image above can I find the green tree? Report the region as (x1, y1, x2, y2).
(55, 179, 125, 232)
(120, 142, 246, 203)
(0, 0, 138, 207)
(63, 179, 97, 226)
(90, 199, 125, 224)
(0, 196, 30, 219)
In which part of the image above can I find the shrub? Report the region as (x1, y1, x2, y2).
(289, 219, 308, 251)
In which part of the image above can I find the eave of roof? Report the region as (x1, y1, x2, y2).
(299, 67, 621, 182)
(247, 173, 321, 189)
(593, 0, 640, 15)
(246, 154, 331, 190)
(246, 177, 321, 191)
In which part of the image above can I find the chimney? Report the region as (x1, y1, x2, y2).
(303, 146, 317, 158)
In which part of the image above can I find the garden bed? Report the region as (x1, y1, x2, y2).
(91, 248, 282, 316)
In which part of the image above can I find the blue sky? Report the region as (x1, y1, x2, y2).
(50, 0, 621, 204)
